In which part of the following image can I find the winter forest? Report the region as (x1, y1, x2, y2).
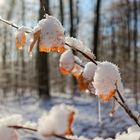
(0, 0, 140, 140)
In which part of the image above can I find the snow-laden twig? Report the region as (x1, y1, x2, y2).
(0, 16, 97, 64)
(0, 16, 19, 29)
(0, 17, 31, 33)
(65, 43, 97, 65)
(8, 125, 72, 140)
(0, 16, 140, 128)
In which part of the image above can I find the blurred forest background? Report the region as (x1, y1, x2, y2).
(0, 0, 139, 106)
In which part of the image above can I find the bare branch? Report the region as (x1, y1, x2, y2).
(0, 16, 19, 29)
(8, 125, 82, 140)
(0, 17, 31, 33)
(115, 82, 125, 104)
(114, 85, 140, 127)
(0, 16, 97, 65)
(65, 43, 97, 65)
(8, 125, 37, 131)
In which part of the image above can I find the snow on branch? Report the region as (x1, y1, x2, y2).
(0, 13, 140, 140)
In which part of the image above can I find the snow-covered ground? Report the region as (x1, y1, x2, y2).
(0, 90, 139, 140)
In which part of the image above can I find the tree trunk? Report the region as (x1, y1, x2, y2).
(59, 0, 64, 25)
(69, 0, 77, 95)
(133, 0, 138, 109)
(126, 0, 131, 61)
(111, 18, 116, 61)
(3, 0, 15, 69)
(2, 0, 15, 96)
(93, 0, 101, 59)
(36, 0, 50, 99)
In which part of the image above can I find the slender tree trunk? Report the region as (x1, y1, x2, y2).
(3, 0, 15, 69)
(20, 0, 26, 95)
(59, 0, 64, 25)
(69, 0, 76, 37)
(111, 18, 116, 61)
(69, 0, 77, 95)
(59, 0, 66, 93)
(2, 0, 15, 96)
(126, 0, 131, 61)
(93, 0, 101, 59)
(133, 0, 138, 109)
(36, 0, 50, 99)
(76, 0, 79, 26)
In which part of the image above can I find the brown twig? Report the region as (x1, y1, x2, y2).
(0, 17, 19, 29)
(8, 125, 37, 131)
(114, 84, 140, 127)
(0, 17, 31, 33)
(8, 125, 73, 140)
(0, 16, 96, 65)
(65, 43, 97, 65)
(115, 82, 125, 104)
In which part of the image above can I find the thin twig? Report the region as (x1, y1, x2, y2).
(0, 17, 31, 33)
(114, 85, 140, 127)
(8, 125, 37, 131)
(65, 43, 97, 65)
(0, 16, 97, 64)
(8, 125, 73, 140)
(115, 82, 125, 104)
(0, 17, 19, 29)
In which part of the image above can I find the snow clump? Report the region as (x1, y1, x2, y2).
(93, 61, 124, 101)
(37, 104, 77, 136)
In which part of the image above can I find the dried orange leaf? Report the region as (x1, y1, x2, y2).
(71, 64, 83, 78)
(28, 30, 41, 55)
(39, 43, 65, 53)
(64, 112, 75, 135)
(16, 32, 26, 49)
(77, 73, 90, 91)
(59, 50, 75, 75)
(59, 65, 74, 75)
(99, 90, 116, 101)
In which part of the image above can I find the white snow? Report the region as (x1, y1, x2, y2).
(0, 114, 23, 126)
(127, 125, 140, 134)
(16, 26, 27, 49)
(93, 61, 124, 101)
(65, 37, 85, 50)
(0, 114, 22, 140)
(37, 104, 77, 136)
(65, 37, 96, 60)
(66, 135, 90, 140)
(23, 121, 37, 130)
(0, 126, 19, 140)
(83, 62, 97, 81)
(59, 50, 75, 74)
(36, 14, 64, 51)
(0, 91, 139, 140)
(74, 56, 83, 65)
(115, 132, 140, 140)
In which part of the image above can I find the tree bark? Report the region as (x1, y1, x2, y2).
(69, 0, 77, 95)
(126, 0, 131, 61)
(111, 18, 116, 61)
(59, 0, 64, 25)
(93, 0, 101, 59)
(133, 0, 138, 109)
(36, 0, 50, 99)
